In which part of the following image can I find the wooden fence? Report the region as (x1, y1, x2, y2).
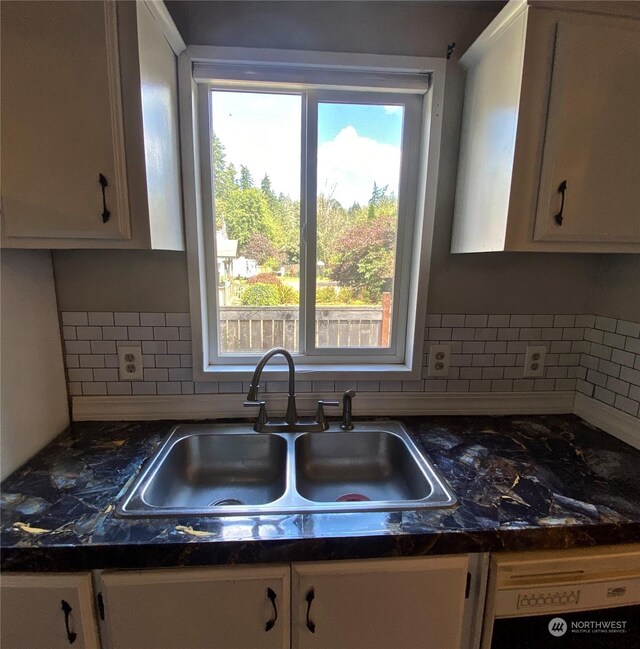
(219, 306, 385, 352)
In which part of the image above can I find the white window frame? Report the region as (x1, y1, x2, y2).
(179, 46, 445, 382)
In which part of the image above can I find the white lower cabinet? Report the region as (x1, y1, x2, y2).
(0, 573, 100, 649)
(96, 564, 290, 649)
(292, 556, 470, 649)
(0, 555, 478, 649)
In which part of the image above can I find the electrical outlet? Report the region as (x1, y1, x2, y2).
(523, 345, 546, 378)
(428, 344, 451, 377)
(118, 345, 143, 381)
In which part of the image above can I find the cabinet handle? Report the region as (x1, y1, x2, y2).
(98, 173, 111, 223)
(265, 587, 278, 632)
(60, 600, 77, 645)
(305, 588, 316, 633)
(554, 179, 567, 225)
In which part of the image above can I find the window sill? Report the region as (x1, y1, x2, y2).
(194, 362, 422, 383)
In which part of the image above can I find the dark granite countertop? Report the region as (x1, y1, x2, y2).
(2, 415, 639, 572)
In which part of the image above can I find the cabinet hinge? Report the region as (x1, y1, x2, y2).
(97, 592, 105, 620)
(465, 572, 472, 599)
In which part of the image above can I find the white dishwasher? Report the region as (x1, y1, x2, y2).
(481, 544, 640, 648)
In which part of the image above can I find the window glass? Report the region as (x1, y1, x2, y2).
(316, 102, 403, 348)
(210, 90, 301, 354)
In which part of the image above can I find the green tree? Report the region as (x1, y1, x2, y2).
(239, 165, 254, 190)
(330, 214, 396, 302)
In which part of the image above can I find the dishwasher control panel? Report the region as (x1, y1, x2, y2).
(518, 590, 580, 609)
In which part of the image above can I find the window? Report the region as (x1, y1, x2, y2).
(182, 49, 445, 380)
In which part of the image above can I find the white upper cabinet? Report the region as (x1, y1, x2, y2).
(1, 1, 185, 249)
(452, 0, 640, 253)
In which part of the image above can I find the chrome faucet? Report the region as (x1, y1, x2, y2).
(244, 347, 339, 432)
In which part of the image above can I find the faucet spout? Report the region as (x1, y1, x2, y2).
(246, 347, 297, 426)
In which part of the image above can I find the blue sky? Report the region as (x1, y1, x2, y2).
(318, 103, 403, 147)
(211, 91, 403, 206)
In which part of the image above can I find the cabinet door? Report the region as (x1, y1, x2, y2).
(97, 565, 289, 649)
(0, 573, 100, 649)
(292, 556, 469, 649)
(534, 20, 640, 243)
(1, 1, 130, 241)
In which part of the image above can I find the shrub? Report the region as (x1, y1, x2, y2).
(277, 284, 299, 305)
(247, 272, 281, 285)
(316, 286, 338, 304)
(240, 283, 280, 306)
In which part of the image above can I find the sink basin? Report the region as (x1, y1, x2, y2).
(143, 433, 287, 508)
(295, 432, 431, 503)
(116, 421, 457, 517)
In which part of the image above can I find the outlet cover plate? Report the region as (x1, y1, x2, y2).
(523, 345, 547, 378)
(118, 345, 143, 381)
(428, 344, 451, 377)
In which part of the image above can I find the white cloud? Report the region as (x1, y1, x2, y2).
(212, 93, 302, 199)
(318, 126, 401, 206)
(384, 105, 403, 115)
(213, 93, 401, 207)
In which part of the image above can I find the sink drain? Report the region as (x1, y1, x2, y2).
(210, 498, 245, 507)
(336, 493, 371, 502)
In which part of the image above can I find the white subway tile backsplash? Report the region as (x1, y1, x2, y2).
(488, 314, 511, 327)
(79, 355, 104, 368)
(62, 312, 88, 326)
(82, 382, 107, 395)
(128, 326, 153, 340)
(132, 382, 157, 395)
(140, 313, 166, 327)
(114, 312, 140, 326)
(59, 312, 639, 422)
(144, 368, 168, 382)
(594, 316, 617, 332)
(424, 314, 441, 327)
(616, 320, 640, 338)
(166, 313, 191, 327)
(90, 341, 116, 354)
(93, 368, 119, 382)
(76, 326, 102, 340)
(157, 382, 181, 395)
(62, 326, 77, 340)
(532, 314, 554, 327)
(603, 331, 626, 350)
(553, 314, 575, 328)
(465, 314, 488, 327)
(68, 368, 93, 382)
(612, 348, 635, 368)
(102, 326, 128, 340)
(497, 328, 519, 341)
(510, 315, 532, 328)
(65, 354, 79, 368)
(475, 328, 497, 341)
(614, 394, 639, 417)
(441, 314, 465, 327)
(107, 382, 132, 395)
(88, 312, 114, 326)
(519, 328, 541, 340)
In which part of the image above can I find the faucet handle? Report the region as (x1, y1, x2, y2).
(315, 400, 339, 431)
(244, 400, 268, 430)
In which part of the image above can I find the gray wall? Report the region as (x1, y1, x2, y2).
(1, 251, 69, 479)
(588, 256, 640, 322)
(53, 0, 634, 320)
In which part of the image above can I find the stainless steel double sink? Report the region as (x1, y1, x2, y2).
(116, 421, 457, 517)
